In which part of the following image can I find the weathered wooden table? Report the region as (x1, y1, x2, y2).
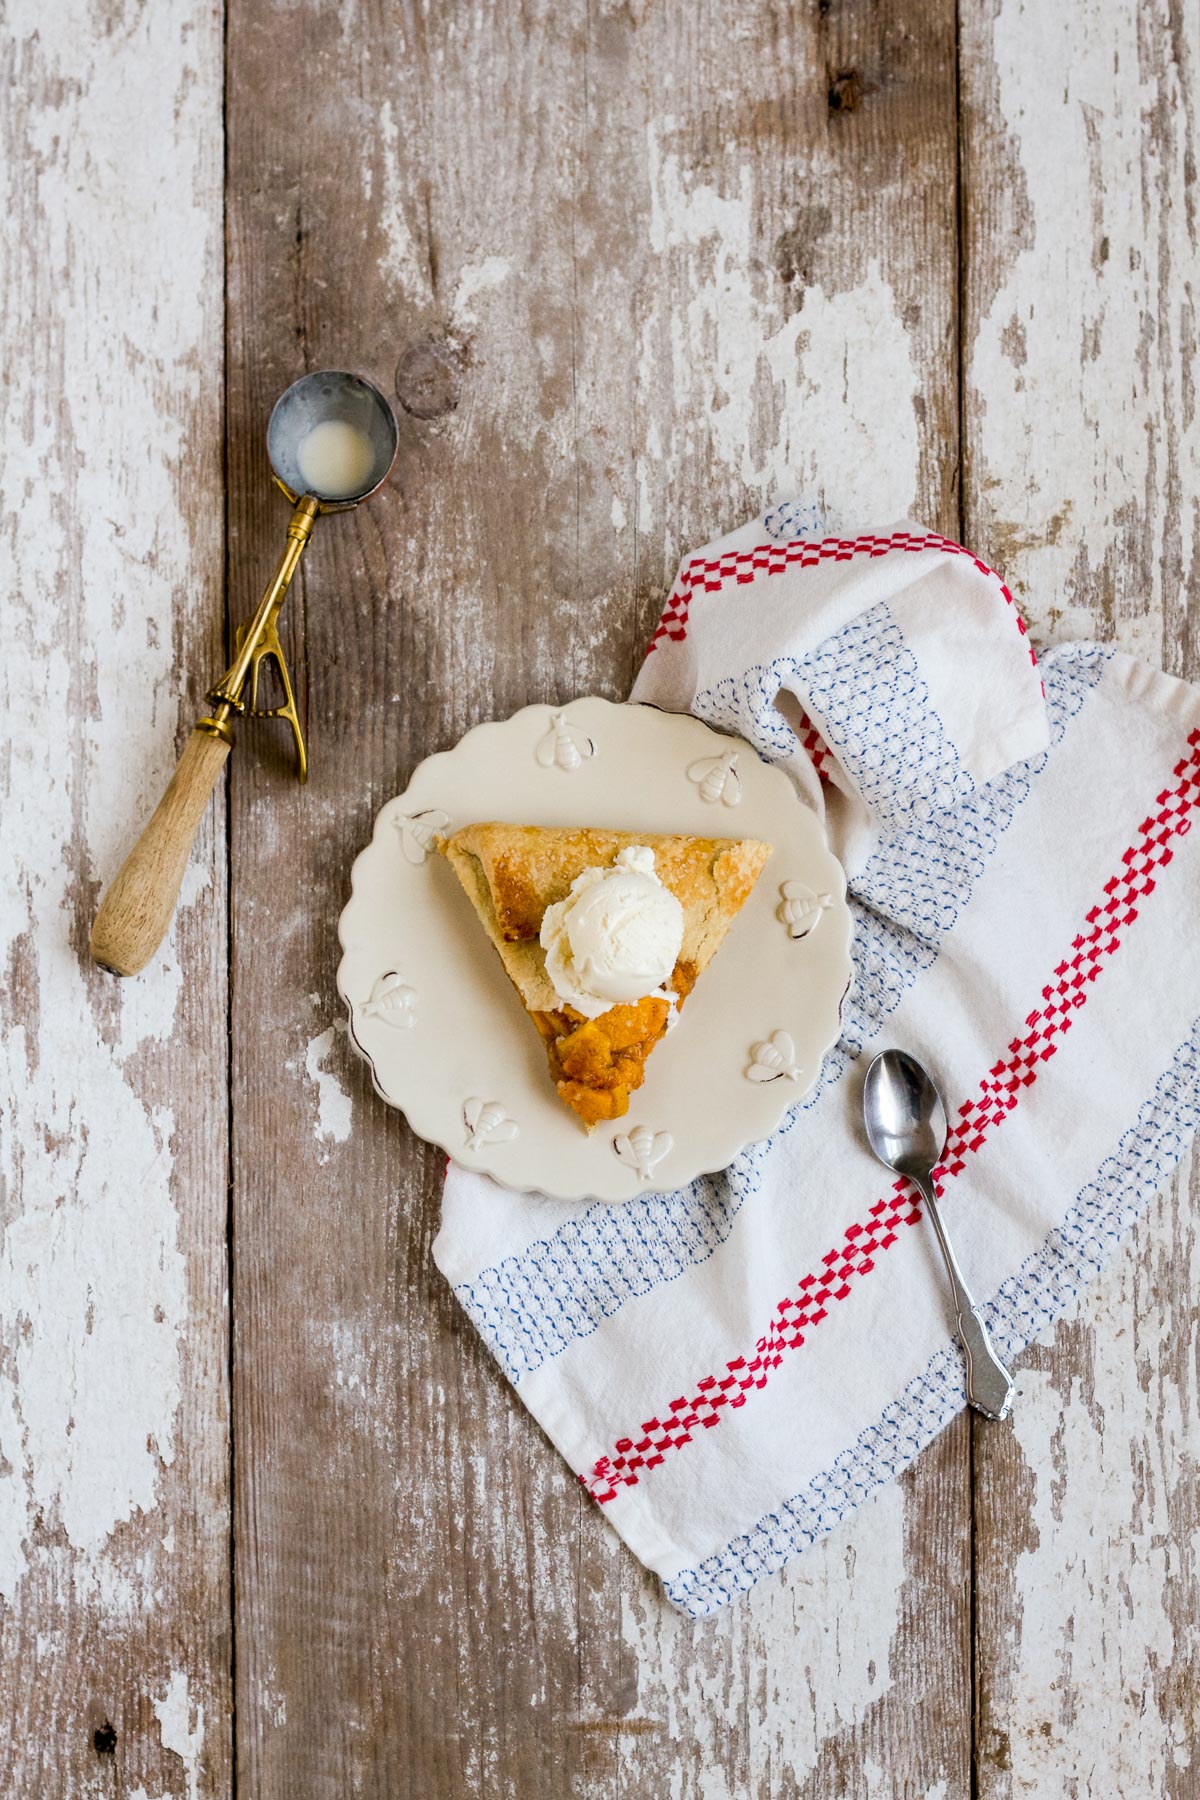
(4, 2, 1198, 1794)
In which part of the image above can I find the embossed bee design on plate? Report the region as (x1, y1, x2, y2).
(687, 749, 742, 807)
(745, 1029, 803, 1084)
(535, 710, 597, 772)
(778, 880, 832, 940)
(463, 1096, 520, 1152)
(395, 806, 450, 864)
(612, 1123, 673, 1182)
(362, 970, 417, 1029)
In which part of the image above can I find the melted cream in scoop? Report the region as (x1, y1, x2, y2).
(296, 418, 376, 499)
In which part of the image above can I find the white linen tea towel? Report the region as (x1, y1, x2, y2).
(434, 500, 1200, 1617)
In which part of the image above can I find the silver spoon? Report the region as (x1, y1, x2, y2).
(863, 1049, 1014, 1420)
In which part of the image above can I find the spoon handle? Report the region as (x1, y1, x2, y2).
(916, 1176, 1014, 1421)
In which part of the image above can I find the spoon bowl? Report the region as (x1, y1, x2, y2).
(863, 1048, 947, 1181)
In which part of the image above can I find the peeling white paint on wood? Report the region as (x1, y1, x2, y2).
(1, 0, 230, 1787)
(299, 1026, 354, 1150)
(1003, 1360, 1183, 1792)
(964, 3, 1200, 1794)
(0, 0, 221, 1598)
(966, 0, 1200, 660)
(975, 1160, 1200, 1795)
(621, 1481, 906, 1796)
(154, 1669, 205, 1800)
(643, 119, 922, 522)
(376, 97, 434, 310)
(452, 255, 515, 325)
(0, 1127, 186, 1575)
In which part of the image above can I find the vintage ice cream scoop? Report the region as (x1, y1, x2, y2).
(91, 369, 398, 977)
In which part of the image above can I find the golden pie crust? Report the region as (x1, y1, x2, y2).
(439, 823, 771, 1129)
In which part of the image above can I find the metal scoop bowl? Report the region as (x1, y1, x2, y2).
(267, 369, 397, 509)
(91, 369, 398, 977)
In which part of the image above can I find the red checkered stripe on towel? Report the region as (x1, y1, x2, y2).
(796, 709, 834, 782)
(580, 728, 1200, 1505)
(645, 531, 1034, 671)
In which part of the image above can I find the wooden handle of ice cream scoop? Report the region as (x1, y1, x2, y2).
(90, 726, 231, 976)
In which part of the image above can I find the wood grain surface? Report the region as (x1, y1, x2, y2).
(0, 2, 231, 1796)
(961, 3, 1200, 1793)
(2, 0, 1197, 1794)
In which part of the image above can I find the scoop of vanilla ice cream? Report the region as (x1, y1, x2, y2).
(540, 845, 684, 1018)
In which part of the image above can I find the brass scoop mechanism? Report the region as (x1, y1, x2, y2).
(91, 369, 398, 977)
(200, 493, 316, 781)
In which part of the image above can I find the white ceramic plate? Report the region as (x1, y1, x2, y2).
(337, 698, 853, 1201)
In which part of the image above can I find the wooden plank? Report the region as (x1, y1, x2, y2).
(960, 0, 1200, 1791)
(226, 2, 965, 1794)
(0, 2, 230, 1796)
